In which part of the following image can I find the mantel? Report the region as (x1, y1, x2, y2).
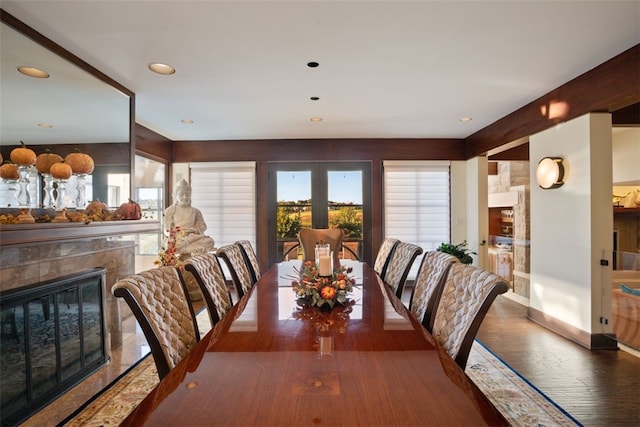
(0, 220, 160, 246)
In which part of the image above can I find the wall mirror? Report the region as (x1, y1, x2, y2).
(0, 10, 134, 208)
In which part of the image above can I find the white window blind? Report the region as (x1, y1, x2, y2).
(383, 160, 450, 279)
(189, 162, 256, 249)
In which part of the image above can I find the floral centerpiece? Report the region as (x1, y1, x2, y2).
(155, 226, 185, 269)
(291, 260, 355, 309)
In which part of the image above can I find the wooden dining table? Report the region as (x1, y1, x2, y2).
(122, 261, 507, 426)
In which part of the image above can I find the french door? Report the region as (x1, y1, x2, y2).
(267, 162, 371, 266)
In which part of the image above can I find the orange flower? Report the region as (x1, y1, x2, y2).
(320, 286, 337, 300)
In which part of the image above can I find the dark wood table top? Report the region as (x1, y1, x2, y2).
(122, 261, 507, 426)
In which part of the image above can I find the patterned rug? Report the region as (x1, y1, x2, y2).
(61, 314, 581, 427)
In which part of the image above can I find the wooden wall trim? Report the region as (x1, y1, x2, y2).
(465, 44, 640, 158)
(172, 138, 465, 163)
(135, 123, 173, 162)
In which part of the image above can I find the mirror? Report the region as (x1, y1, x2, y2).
(0, 10, 133, 209)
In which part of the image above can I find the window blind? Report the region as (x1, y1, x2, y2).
(383, 160, 450, 279)
(189, 162, 256, 249)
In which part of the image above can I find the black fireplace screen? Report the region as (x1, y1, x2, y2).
(1, 268, 107, 426)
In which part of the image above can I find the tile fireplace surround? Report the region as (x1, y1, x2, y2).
(0, 220, 160, 422)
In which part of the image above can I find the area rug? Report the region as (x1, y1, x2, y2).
(62, 313, 580, 427)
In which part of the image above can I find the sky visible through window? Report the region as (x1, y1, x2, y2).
(277, 171, 362, 204)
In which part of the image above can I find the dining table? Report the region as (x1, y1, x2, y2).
(121, 260, 508, 426)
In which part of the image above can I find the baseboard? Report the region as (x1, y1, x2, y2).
(527, 306, 618, 350)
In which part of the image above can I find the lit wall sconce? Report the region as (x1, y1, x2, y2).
(536, 157, 566, 189)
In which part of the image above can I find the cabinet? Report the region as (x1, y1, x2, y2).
(488, 249, 513, 284)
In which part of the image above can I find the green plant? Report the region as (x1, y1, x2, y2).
(330, 206, 363, 238)
(436, 240, 476, 264)
(276, 206, 302, 238)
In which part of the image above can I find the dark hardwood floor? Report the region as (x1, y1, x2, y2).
(476, 295, 640, 427)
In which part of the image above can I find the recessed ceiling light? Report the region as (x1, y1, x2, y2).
(181, 119, 194, 124)
(310, 96, 320, 101)
(459, 117, 472, 122)
(310, 117, 323, 122)
(38, 123, 53, 128)
(307, 61, 319, 68)
(18, 66, 49, 78)
(148, 63, 176, 75)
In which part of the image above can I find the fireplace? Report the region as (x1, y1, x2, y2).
(0, 268, 108, 425)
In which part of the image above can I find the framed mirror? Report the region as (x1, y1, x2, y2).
(0, 9, 134, 209)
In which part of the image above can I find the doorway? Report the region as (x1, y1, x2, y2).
(267, 162, 371, 266)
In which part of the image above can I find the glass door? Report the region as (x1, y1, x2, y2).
(267, 162, 371, 266)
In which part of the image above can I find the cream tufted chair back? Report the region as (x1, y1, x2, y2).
(374, 237, 400, 280)
(410, 251, 459, 332)
(431, 263, 508, 369)
(183, 253, 233, 326)
(217, 244, 255, 299)
(383, 241, 423, 299)
(236, 240, 261, 284)
(112, 266, 199, 380)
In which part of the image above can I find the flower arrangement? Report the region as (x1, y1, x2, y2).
(291, 260, 355, 309)
(155, 226, 185, 269)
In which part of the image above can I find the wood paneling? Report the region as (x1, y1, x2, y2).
(135, 123, 172, 162)
(0, 143, 130, 166)
(466, 44, 640, 157)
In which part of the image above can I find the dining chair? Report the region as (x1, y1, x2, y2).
(431, 263, 509, 369)
(373, 237, 400, 280)
(383, 241, 423, 299)
(298, 227, 343, 268)
(182, 252, 233, 327)
(409, 250, 459, 332)
(112, 266, 199, 380)
(216, 244, 255, 299)
(236, 240, 261, 284)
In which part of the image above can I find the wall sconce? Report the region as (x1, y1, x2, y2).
(536, 157, 566, 189)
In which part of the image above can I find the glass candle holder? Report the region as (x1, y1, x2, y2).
(42, 173, 55, 208)
(17, 165, 33, 207)
(315, 243, 333, 276)
(2, 179, 19, 208)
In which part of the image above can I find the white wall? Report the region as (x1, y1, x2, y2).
(529, 113, 613, 335)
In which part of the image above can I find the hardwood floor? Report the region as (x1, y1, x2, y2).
(476, 295, 640, 427)
(20, 292, 639, 427)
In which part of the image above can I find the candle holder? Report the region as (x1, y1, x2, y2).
(2, 179, 19, 208)
(315, 243, 333, 277)
(42, 173, 56, 208)
(53, 179, 69, 222)
(74, 173, 88, 210)
(17, 165, 33, 208)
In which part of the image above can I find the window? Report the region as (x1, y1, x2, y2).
(383, 160, 450, 278)
(189, 162, 256, 248)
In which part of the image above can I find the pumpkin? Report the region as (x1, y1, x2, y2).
(35, 150, 64, 174)
(85, 199, 109, 216)
(117, 199, 142, 220)
(49, 162, 73, 180)
(65, 151, 94, 175)
(0, 162, 20, 180)
(10, 141, 36, 166)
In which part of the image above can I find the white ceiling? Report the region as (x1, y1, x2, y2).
(1, 1, 638, 144)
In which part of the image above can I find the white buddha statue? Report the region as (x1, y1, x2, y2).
(163, 179, 215, 254)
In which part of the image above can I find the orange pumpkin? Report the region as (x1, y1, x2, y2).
(49, 162, 73, 180)
(35, 150, 64, 174)
(0, 162, 20, 180)
(85, 199, 109, 216)
(117, 199, 142, 220)
(10, 141, 36, 166)
(320, 286, 337, 300)
(65, 151, 94, 175)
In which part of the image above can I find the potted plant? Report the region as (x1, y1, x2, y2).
(436, 240, 476, 264)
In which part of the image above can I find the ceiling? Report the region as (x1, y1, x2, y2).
(1, 1, 638, 143)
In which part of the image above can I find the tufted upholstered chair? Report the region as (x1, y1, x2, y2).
(182, 253, 233, 327)
(373, 237, 400, 280)
(112, 266, 199, 380)
(383, 241, 423, 299)
(409, 251, 459, 332)
(217, 244, 255, 299)
(236, 240, 261, 284)
(431, 263, 509, 369)
(298, 228, 343, 269)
